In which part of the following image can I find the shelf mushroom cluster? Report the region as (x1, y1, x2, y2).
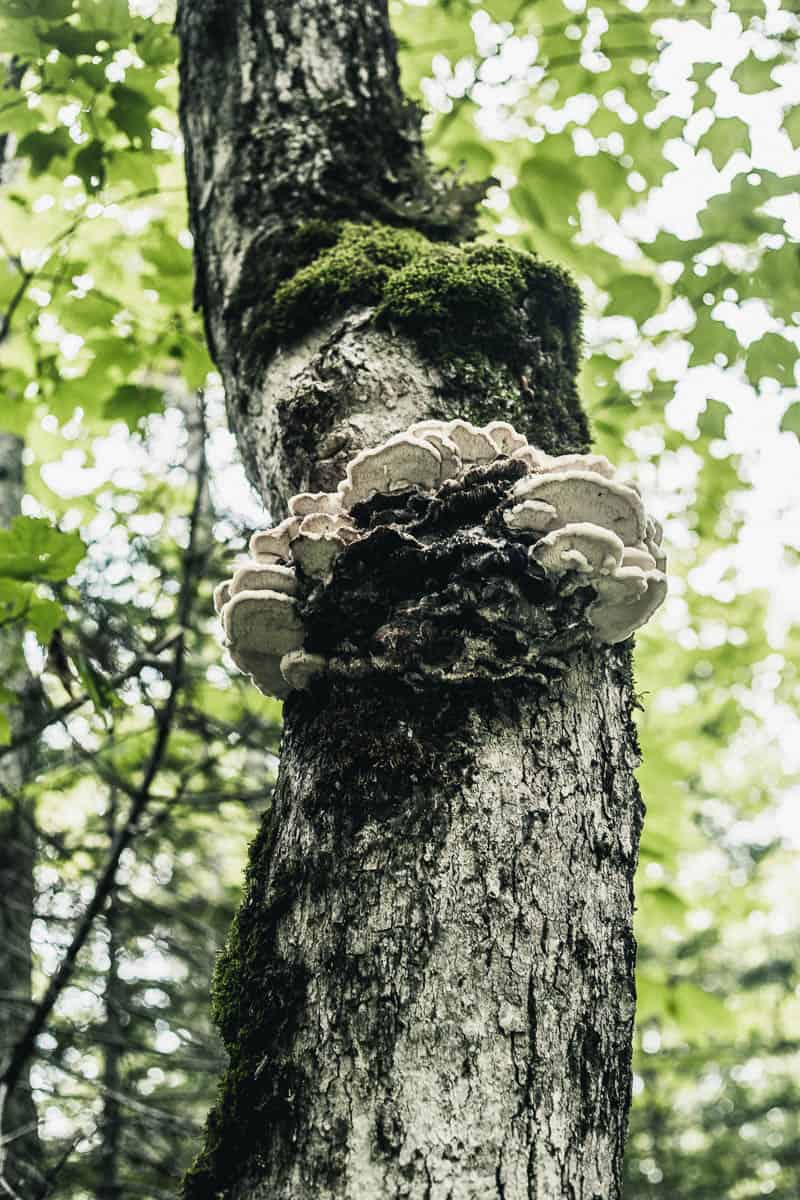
(214, 418, 667, 698)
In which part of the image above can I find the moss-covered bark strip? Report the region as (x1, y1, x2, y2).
(262, 223, 584, 408)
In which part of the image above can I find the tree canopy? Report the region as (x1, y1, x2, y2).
(0, 0, 798, 1196)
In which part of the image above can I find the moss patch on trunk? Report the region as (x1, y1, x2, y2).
(253, 221, 589, 453)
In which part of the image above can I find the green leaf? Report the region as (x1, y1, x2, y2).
(89, 0, 132, 35)
(108, 84, 153, 144)
(516, 149, 584, 235)
(605, 275, 661, 324)
(63, 290, 118, 336)
(169, 333, 213, 391)
(697, 117, 751, 170)
(74, 139, 106, 193)
(0, 682, 16, 743)
(140, 227, 193, 278)
(135, 25, 178, 67)
(586, 152, 631, 220)
(643, 231, 716, 264)
(16, 129, 72, 176)
(744, 245, 800, 323)
(745, 332, 797, 386)
(23, 593, 65, 643)
(784, 106, 800, 150)
(0, 15, 47, 56)
(698, 397, 728, 439)
(449, 140, 495, 177)
(641, 885, 688, 923)
(105, 145, 158, 191)
(0, 371, 33, 435)
(0, 95, 43, 139)
(669, 981, 734, 1037)
(732, 53, 778, 94)
(39, 21, 115, 56)
(698, 171, 798, 242)
(688, 310, 741, 367)
(5, 0, 73, 17)
(691, 61, 717, 111)
(0, 517, 86, 582)
(75, 652, 115, 724)
(780, 402, 800, 438)
(0, 578, 65, 642)
(104, 384, 164, 430)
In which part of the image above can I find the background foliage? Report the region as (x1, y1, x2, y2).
(0, 0, 798, 1196)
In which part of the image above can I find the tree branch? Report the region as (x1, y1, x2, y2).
(0, 631, 182, 765)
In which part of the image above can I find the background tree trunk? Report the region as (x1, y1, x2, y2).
(177, 2, 644, 1197)
(97, 792, 123, 1200)
(0, 433, 43, 1196)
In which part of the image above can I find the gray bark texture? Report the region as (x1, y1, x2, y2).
(177, 2, 644, 1198)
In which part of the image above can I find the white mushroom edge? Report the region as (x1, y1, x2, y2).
(215, 418, 667, 697)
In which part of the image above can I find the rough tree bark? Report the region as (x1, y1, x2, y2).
(177, 3, 644, 1198)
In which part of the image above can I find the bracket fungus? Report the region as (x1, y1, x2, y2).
(249, 515, 301, 562)
(288, 492, 342, 518)
(222, 590, 304, 657)
(484, 421, 528, 456)
(230, 562, 298, 596)
(215, 418, 667, 698)
(445, 419, 498, 464)
(531, 523, 624, 577)
(511, 471, 646, 546)
(338, 433, 442, 509)
(504, 499, 560, 535)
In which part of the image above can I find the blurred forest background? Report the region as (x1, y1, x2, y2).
(0, 0, 798, 1197)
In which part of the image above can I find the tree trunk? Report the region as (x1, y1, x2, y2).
(0, 434, 43, 1195)
(177, 3, 644, 1197)
(0, 90, 44, 1193)
(97, 792, 123, 1200)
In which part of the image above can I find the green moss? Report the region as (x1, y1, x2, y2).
(264, 222, 581, 369)
(257, 221, 588, 452)
(267, 222, 429, 346)
(209, 912, 242, 1049)
(379, 242, 531, 354)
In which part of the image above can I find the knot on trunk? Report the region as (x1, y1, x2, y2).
(214, 420, 667, 697)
